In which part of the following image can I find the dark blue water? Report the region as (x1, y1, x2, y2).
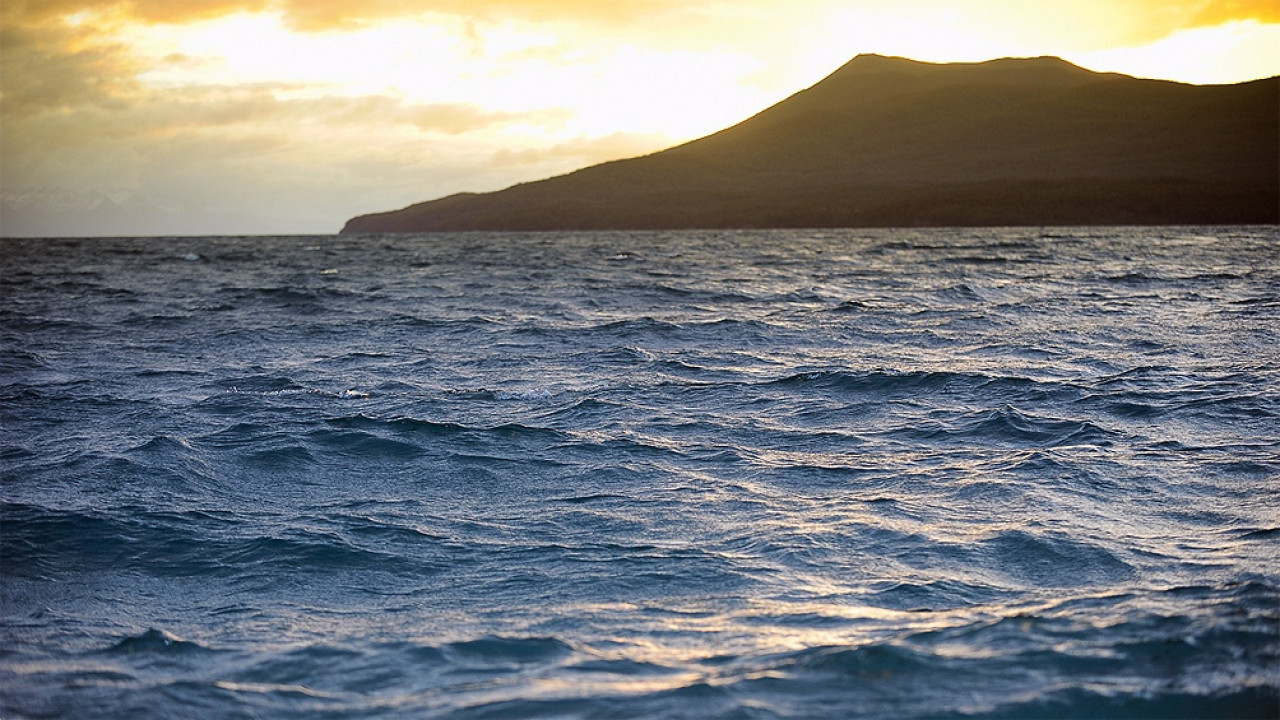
(2, 228, 1278, 719)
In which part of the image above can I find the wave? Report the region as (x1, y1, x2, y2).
(971, 686, 1279, 720)
(215, 285, 360, 309)
(977, 529, 1134, 587)
(1, 503, 435, 581)
(881, 405, 1118, 448)
(305, 428, 427, 459)
(104, 628, 218, 656)
(442, 636, 573, 669)
(763, 368, 1078, 405)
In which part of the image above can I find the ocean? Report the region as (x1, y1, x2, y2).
(1, 227, 1277, 719)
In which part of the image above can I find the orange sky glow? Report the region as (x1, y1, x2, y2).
(3, 0, 1278, 236)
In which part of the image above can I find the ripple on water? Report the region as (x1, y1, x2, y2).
(2, 229, 1277, 719)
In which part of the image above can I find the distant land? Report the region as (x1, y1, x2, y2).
(341, 54, 1279, 233)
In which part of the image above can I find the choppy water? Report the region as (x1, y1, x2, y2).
(2, 228, 1278, 719)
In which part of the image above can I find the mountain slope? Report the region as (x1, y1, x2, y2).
(341, 55, 1279, 233)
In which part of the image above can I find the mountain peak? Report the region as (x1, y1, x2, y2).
(832, 53, 1094, 80)
(841, 53, 919, 68)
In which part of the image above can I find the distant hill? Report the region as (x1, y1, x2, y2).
(341, 54, 1279, 233)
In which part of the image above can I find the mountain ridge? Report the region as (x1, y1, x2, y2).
(341, 55, 1279, 233)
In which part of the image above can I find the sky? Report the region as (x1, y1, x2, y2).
(2, 1, 1278, 237)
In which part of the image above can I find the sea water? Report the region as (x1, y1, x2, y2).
(2, 227, 1277, 718)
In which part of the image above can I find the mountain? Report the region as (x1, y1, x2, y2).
(341, 55, 1279, 233)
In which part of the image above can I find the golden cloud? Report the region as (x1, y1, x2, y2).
(0, 0, 706, 121)
(1, 0, 694, 30)
(1186, 0, 1280, 25)
(0, 23, 142, 115)
(7, 0, 1280, 37)
(1, 1, 263, 25)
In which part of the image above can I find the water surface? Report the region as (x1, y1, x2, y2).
(2, 228, 1277, 718)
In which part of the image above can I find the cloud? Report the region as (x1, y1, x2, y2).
(3, 83, 570, 187)
(1105, 0, 1280, 45)
(276, 0, 697, 31)
(9, 0, 1280, 39)
(1, 0, 696, 30)
(0, 1, 266, 26)
(490, 132, 670, 167)
(0, 23, 143, 116)
(0, 119, 557, 237)
(0, 55, 582, 236)
(1184, 0, 1280, 25)
(1069, 18, 1280, 84)
(1, 0, 645, 236)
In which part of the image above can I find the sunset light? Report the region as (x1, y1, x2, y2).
(2, 0, 1277, 236)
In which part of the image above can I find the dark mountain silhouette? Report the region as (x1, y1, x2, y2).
(341, 55, 1279, 233)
